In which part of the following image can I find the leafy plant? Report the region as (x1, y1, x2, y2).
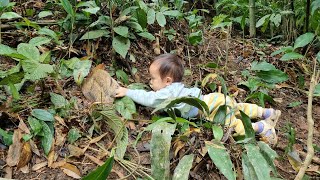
(27, 110, 55, 156)
(271, 33, 315, 61)
(239, 61, 287, 106)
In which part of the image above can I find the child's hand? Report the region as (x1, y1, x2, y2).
(115, 86, 128, 97)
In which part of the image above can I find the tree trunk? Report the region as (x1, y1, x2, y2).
(249, 0, 256, 38)
(305, 0, 311, 32)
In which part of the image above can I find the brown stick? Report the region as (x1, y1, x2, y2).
(294, 59, 320, 180)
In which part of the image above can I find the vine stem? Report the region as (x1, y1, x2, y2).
(294, 58, 320, 180)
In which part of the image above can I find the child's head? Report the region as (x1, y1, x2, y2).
(149, 53, 184, 91)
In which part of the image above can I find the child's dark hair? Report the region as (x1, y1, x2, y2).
(153, 53, 184, 82)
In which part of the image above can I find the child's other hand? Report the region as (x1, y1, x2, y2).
(115, 87, 128, 97)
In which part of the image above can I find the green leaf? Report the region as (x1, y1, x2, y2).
(212, 105, 227, 125)
(115, 69, 129, 85)
(112, 36, 130, 58)
(257, 141, 278, 176)
(89, 15, 112, 27)
(163, 10, 181, 17)
(40, 121, 53, 155)
(206, 140, 236, 180)
(314, 83, 320, 96)
(100, 109, 128, 159)
(136, 8, 147, 29)
(68, 128, 81, 144)
(156, 12, 166, 27)
(188, 31, 202, 45)
(271, 46, 294, 56)
(152, 96, 209, 116)
(0, 128, 13, 146)
(280, 52, 304, 61)
(22, 61, 54, 80)
(29, 37, 51, 46)
(38, 28, 59, 42)
(80, 30, 109, 40)
(240, 111, 255, 140)
(17, 43, 40, 61)
(147, 8, 155, 24)
(138, 32, 155, 41)
(0, 44, 16, 55)
(50, 93, 69, 108)
(38, 11, 53, 18)
(172, 154, 194, 180)
(245, 92, 275, 107)
(239, 77, 262, 92)
(82, 156, 114, 180)
(60, 0, 75, 17)
(311, 0, 320, 15)
(73, 60, 92, 85)
(256, 14, 270, 28)
(0, 72, 24, 85)
(115, 96, 136, 119)
(256, 70, 288, 83)
(270, 14, 281, 27)
(242, 153, 258, 180)
(40, 51, 51, 63)
(0, 0, 9, 7)
(0, 12, 21, 19)
(8, 82, 20, 100)
(113, 26, 129, 38)
(251, 61, 276, 71)
(126, 21, 143, 32)
(317, 52, 320, 64)
(127, 83, 149, 90)
(288, 101, 302, 108)
(28, 117, 42, 135)
(83, 7, 100, 14)
(294, 33, 315, 49)
(245, 144, 272, 180)
(31, 109, 54, 121)
(151, 122, 176, 179)
(212, 125, 223, 141)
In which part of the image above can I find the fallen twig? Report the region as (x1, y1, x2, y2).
(295, 58, 320, 180)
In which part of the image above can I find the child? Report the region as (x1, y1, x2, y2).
(115, 54, 281, 145)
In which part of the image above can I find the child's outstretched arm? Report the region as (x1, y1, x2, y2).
(114, 85, 171, 108)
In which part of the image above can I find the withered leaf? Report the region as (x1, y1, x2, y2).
(32, 161, 48, 171)
(18, 118, 30, 134)
(20, 165, 30, 173)
(61, 163, 81, 179)
(68, 144, 84, 157)
(47, 150, 55, 167)
(17, 141, 32, 169)
(6, 129, 22, 167)
(89, 133, 107, 144)
(29, 139, 40, 156)
(85, 153, 104, 166)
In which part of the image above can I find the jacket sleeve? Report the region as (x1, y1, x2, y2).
(126, 88, 172, 108)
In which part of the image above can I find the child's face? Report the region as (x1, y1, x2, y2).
(149, 62, 172, 91)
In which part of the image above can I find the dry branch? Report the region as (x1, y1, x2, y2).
(294, 59, 320, 180)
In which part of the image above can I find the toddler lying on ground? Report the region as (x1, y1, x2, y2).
(115, 54, 281, 145)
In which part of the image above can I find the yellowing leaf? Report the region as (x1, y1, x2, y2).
(287, 150, 302, 171)
(17, 142, 32, 169)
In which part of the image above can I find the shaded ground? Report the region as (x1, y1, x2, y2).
(0, 27, 319, 180)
